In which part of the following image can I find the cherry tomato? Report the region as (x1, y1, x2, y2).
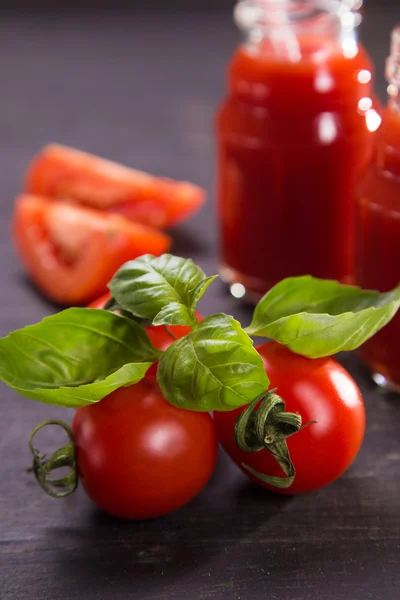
(72, 378, 218, 519)
(214, 341, 366, 494)
(87, 293, 113, 310)
(25, 144, 205, 229)
(145, 321, 202, 377)
(88, 292, 201, 375)
(12, 194, 170, 305)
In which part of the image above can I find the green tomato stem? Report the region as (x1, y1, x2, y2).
(28, 420, 78, 498)
(103, 296, 121, 312)
(234, 390, 315, 489)
(163, 325, 178, 340)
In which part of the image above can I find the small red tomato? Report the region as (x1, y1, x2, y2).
(87, 293, 113, 309)
(146, 322, 193, 351)
(88, 293, 201, 376)
(145, 314, 202, 374)
(72, 378, 218, 519)
(145, 323, 193, 377)
(12, 194, 170, 306)
(214, 341, 366, 494)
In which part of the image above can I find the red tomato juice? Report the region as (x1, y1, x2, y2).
(217, 37, 378, 298)
(356, 106, 400, 391)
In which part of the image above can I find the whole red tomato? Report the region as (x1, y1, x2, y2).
(214, 341, 366, 494)
(72, 378, 218, 519)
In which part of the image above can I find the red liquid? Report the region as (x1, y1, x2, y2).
(216, 38, 378, 298)
(356, 106, 400, 390)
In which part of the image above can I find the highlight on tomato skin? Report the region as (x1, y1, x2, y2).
(72, 377, 219, 520)
(25, 143, 206, 229)
(11, 194, 171, 306)
(213, 341, 366, 495)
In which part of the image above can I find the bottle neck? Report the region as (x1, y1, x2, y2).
(234, 0, 362, 61)
(375, 108, 400, 176)
(386, 25, 400, 111)
(373, 26, 400, 177)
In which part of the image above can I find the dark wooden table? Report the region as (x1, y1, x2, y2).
(0, 6, 399, 600)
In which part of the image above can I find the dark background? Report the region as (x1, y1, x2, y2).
(0, 0, 396, 10)
(0, 2, 399, 600)
(1, 0, 237, 9)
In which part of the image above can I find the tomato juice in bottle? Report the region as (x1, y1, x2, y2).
(356, 25, 400, 392)
(216, 0, 380, 301)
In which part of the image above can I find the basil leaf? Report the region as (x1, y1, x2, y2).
(245, 276, 400, 358)
(109, 254, 217, 326)
(0, 308, 159, 407)
(157, 314, 269, 411)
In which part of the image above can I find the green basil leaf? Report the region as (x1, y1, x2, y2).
(245, 276, 400, 358)
(152, 302, 192, 326)
(157, 313, 269, 411)
(104, 296, 153, 326)
(109, 254, 217, 327)
(0, 308, 160, 407)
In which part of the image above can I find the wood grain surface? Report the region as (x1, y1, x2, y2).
(0, 7, 398, 600)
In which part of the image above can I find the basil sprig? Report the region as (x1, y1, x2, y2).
(0, 254, 399, 411)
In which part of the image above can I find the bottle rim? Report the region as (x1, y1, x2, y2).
(234, 0, 362, 32)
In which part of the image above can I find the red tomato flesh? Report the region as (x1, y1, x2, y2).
(25, 144, 206, 229)
(72, 378, 218, 519)
(214, 342, 366, 494)
(12, 194, 171, 305)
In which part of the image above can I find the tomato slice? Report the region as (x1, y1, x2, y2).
(12, 194, 171, 305)
(25, 144, 206, 229)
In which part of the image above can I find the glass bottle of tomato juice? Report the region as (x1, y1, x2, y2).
(356, 26, 400, 392)
(216, 0, 380, 301)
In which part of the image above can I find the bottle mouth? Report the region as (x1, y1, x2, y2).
(234, 0, 362, 32)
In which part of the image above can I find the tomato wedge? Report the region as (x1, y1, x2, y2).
(25, 144, 206, 228)
(12, 194, 171, 305)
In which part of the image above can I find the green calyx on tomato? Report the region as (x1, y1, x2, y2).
(28, 420, 78, 498)
(28, 379, 219, 517)
(1, 253, 400, 490)
(214, 341, 366, 495)
(233, 389, 307, 489)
